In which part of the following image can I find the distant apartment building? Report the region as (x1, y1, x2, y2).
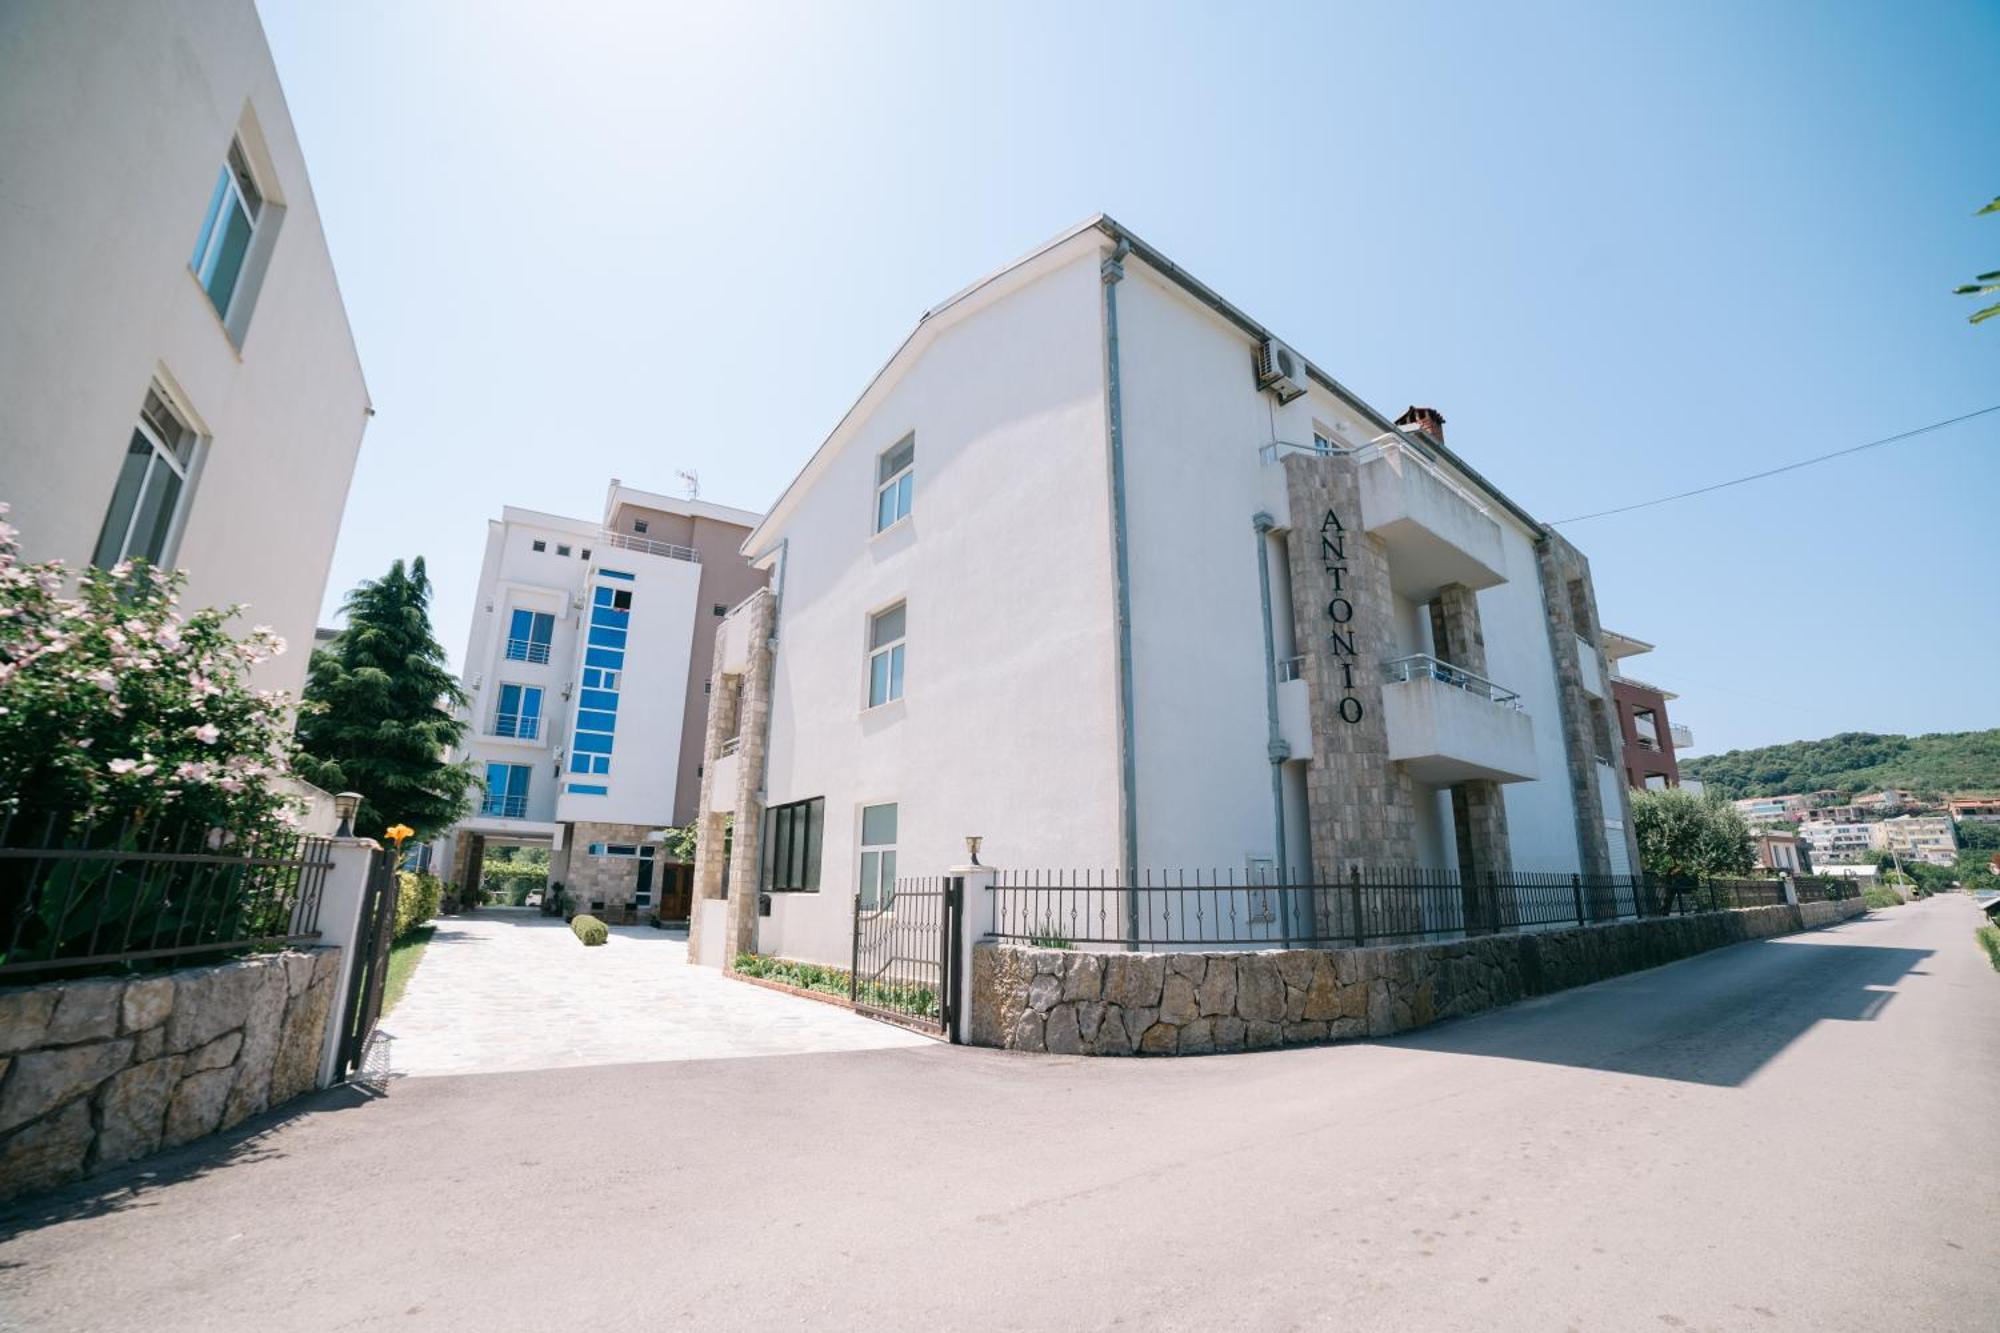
(0, 0, 370, 702)
(1600, 630, 1690, 790)
(1948, 796, 2000, 824)
(1874, 814, 1958, 867)
(1798, 820, 1877, 864)
(1734, 794, 1809, 827)
(689, 216, 1640, 970)
(440, 483, 764, 921)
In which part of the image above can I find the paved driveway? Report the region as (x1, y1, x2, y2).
(377, 909, 929, 1076)
(3, 897, 1995, 1332)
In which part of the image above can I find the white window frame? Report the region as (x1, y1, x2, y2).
(94, 385, 200, 570)
(866, 602, 906, 709)
(190, 140, 264, 324)
(858, 802, 898, 911)
(874, 435, 914, 534)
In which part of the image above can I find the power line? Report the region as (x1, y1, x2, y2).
(1548, 404, 2000, 525)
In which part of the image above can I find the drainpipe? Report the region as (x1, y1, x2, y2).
(1252, 512, 1292, 945)
(1101, 238, 1140, 945)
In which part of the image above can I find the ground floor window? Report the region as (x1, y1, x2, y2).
(762, 797, 823, 892)
(858, 802, 897, 909)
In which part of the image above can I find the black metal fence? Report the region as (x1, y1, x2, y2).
(0, 810, 333, 979)
(1793, 875, 1859, 903)
(990, 866, 1823, 951)
(851, 877, 960, 1036)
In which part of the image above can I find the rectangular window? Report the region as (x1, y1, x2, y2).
(492, 683, 543, 739)
(481, 763, 531, 818)
(857, 802, 898, 910)
(580, 548, 591, 560)
(867, 602, 906, 708)
(875, 435, 914, 532)
(713, 604, 727, 617)
(556, 544, 571, 557)
(633, 519, 649, 534)
(532, 539, 546, 552)
(505, 609, 554, 663)
(761, 797, 824, 892)
(94, 386, 198, 570)
(190, 140, 263, 322)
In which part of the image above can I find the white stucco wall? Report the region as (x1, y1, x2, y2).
(752, 239, 1119, 966)
(0, 0, 369, 701)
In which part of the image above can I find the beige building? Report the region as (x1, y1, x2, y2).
(0, 0, 370, 701)
(1874, 814, 1957, 868)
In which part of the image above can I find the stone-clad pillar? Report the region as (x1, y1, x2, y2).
(1280, 453, 1419, 908)
(1428, 581, 1513, 897)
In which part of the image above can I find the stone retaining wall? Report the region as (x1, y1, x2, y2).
(971, 899, 1867, 1056)
(0, 947, 342, 1200)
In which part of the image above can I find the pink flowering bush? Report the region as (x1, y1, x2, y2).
(0, 504, 299, 841)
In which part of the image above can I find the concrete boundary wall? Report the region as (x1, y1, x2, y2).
(0, 948, 342, 1201)
(970, 898, 1868, 1056)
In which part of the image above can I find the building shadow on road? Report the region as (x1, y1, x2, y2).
(0, 1079, 385, 1245)
(1370, 938, 1933, 1088)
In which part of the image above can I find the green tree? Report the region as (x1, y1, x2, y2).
(296, 557, 474, 840)
(1953, 196, 2000, 325)
(1630, 787, 1755, 880)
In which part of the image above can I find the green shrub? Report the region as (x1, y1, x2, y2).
(730, 952, 937, 1017)
(571, 914, 609, 946)
(394, 870, 443, 938)
(1977, 924, 2000, 974)
(1862, 883, 1904, 910)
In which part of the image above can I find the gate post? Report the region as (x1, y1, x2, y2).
(315, 837, 383, 1088)
(949, 863, 996, 1045)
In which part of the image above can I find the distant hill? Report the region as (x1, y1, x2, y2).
(1680, 729, 2000, 800)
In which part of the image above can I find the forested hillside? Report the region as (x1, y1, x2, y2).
(1680, 729, 2000, 799)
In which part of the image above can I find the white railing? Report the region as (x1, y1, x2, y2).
(491, 712, 540, 741)
(1382, 653, 1522, 709)
(1353, 438, 1492, 516)
(1670, 723, 1694, 750)
(1257, 439, 1347, 464)
(1275, 654, 1306, 684)
(598, 530, 700, 563)
(480, 794, 528, 819)
(504, 638, 551, 664)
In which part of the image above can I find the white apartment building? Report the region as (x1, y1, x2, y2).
(1798, 820, 1877, 864)
(1734, 795, 1809, 826)
(1874, 814, 1957, 867)
(441, 483, 764, 921)
(0, 0, 369, 702)
(690, 216, 1639, 969)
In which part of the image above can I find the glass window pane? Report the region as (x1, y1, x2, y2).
(880, 850, 895, 900)
(93, 435, 155, 566)
(192, 168, 229, 270)
(804, 799, 822, 889)
(888, 644, 904, 702)
(895, 473, 912, 520)
(227, 140, 262, 215)
(876, 486, 897, 532)
(880, 437, 914, 482)
(859, 851, 879, 905)
(126, 462, 183, 566)
(861, 802, 897, 846)
(203, 199, 254, 316)
(869, 652, 889, 707)
(870, 603, 905, 648)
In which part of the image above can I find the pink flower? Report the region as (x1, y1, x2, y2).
(191, 723, 220, 745)
(87, 669, 117, 693)
(108, 758, 139, 775)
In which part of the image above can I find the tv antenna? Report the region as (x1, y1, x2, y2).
(676, 469, 700, 500)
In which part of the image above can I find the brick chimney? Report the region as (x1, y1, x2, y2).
(1395, 405, 1446, 444)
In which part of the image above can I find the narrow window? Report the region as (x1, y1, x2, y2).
(580, 548, 592, 560)
(867, 602, 906, 707)
(875, 435, 914, 532)
(760, 797, 825, 892)
(190, 140, 263, 322)
(94, 387, 198, 569)
(858, 803, 898, 910)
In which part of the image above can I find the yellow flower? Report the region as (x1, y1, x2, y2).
(384, 823, 414, 847)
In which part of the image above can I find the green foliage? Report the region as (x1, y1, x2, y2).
(1631, 787, 1755, 880)
(1680, 729, 2000, 801)
(571, 914, 609, 946)
(295, 557, 475, 841)
(479, 845, 549, 906)
(1953, 196, 2000, 325)
(658, 822, 698, 864)
(0, 513, 301, 835)
(381, 925, 435, 1016)
(1977, 924, 2000, 973)
(1862, 883, 1905, 910)
(1028, 922, 1073, 949)
(1957, 821, 2000, 852)
(732, 952, 938, 1017)
(394, 870, 443, 938)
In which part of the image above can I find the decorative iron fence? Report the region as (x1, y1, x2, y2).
(851, 877, 958, 1034)
(989, 866, 1812, 952)
(0, 811, 332, 979)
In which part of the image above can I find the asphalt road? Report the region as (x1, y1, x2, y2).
(3, 896, 1996, 1332)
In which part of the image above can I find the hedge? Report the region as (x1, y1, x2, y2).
(395, 871, 443, 939)
(571, 914, 609, 947)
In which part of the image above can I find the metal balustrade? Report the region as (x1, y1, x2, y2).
(1382, 653, 1522, 708)
(598, 530, 700, 563)
(504, 638, 550, 664)
(491, 712, 540, 740)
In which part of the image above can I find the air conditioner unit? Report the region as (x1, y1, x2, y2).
(561, 680, 574, 700)
(1255, 338, 1307, 404)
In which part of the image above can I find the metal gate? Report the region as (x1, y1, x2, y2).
(850, 876, 962, 1040)
(338, 848, 400, 1076)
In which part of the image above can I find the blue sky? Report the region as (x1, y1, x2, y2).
(259, 0, 1999, 757)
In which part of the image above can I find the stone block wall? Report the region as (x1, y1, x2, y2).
(0, 947, 342, 1200)
(564, 821, 663, 922)
(970, 897, 1867, 1056)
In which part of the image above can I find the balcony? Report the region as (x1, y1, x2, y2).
(1380, 654, 1538, 785)
(504, 638, 551, 665)
(480, 794, 528, 819)
(1670, 722, 1694, 751)
(490, 712, 540, 741)
(598, 529, 700, 563)
(1354, 440, 1506, 599)
(706, 749, 740, 814)
(716, 592, 766, 676)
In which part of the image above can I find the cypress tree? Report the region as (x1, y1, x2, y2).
(296, 557, 474, 839)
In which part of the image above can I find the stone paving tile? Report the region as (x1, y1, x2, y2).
(378, 909, 930, 1077)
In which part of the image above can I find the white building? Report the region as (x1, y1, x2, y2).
(1874, 814, 1957, 867)
(441, 483, 764, 921)
(0, 0, 370, 702)
(690, 216, 1639, 969)
(1798, 820, 1877, 865)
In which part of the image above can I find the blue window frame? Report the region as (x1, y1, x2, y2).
(569, 753, 611, 775)
(599, 568, 635, 581)
(481, 763, 531, 818)
(506, 609, 554, 663)
(493, 683, 543, 739)
(573, 731, 615, 754)
(568, 784, 608, 796)
(578, 688, 619, 713)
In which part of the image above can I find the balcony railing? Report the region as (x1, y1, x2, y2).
(1382, 654, 1521, 709)
(599, 530, 700, 563)
(491, 712, 540, 741)
(1275, 654, 1306, 684)
(718, 735, 741, 758)
(481, 794, 528, 819)
(504, 638, 551, 664)
(1255, 436, 1492, 517)
(1670, 723, 1694, 750)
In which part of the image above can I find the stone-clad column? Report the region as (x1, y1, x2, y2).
(1428, 581, 1513, 898)
(1280, 453, 1419, 912)
(688, 591, 769, 964)
(720, 589, 777, 964)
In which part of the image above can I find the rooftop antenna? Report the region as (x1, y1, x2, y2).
(676, 468, 700, 500)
